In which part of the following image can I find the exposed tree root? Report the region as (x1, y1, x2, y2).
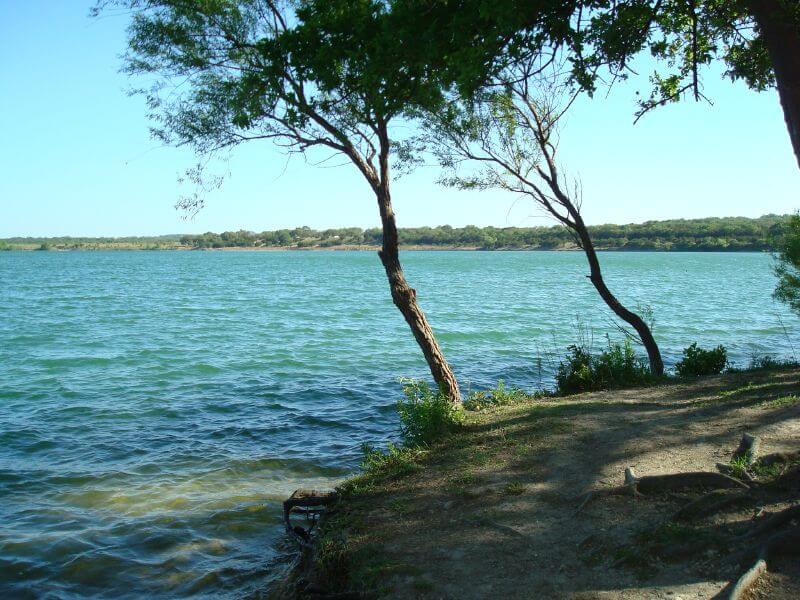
(576, 433, 800, 597)
(716, 463, 755, 484)
(635, 471, 749, 494)
(469, 515, 530, 540)
(741, 504, 800, 540)
(727, 558, 767, 600)
(671, 489, 753, 522)
(756, 450, 800, 468)
(576, 466, 747, 514)
(726, 527, 800, 600)
(575, 468, 641, 514)
(732, 433, 761, 464)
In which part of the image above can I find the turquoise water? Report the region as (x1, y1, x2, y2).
(1, 250, 797, 598)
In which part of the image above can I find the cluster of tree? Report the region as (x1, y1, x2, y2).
(2, 235, 182, 245)
(97, 0, 799, 402)
(0, 235, 182, 250)
(178, 216, 788, 251)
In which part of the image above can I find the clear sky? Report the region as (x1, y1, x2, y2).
(1, 1, 798, 237)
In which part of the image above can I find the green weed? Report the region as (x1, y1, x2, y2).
(761, 394, 799, 408)
(356, 443, 425, 482)
(556, 339, 654, 395)
(728, 455, 750, 480)
(464, 380, 531, 411)
(504, 481, 525, 495)
(397, 380, 464, 445)
(675, 343, 727, 378)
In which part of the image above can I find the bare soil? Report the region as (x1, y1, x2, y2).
(298, 368, 800, 599)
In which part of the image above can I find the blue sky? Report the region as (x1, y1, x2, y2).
(1, 1, 798, 237)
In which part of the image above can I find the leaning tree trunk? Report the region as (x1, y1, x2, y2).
(746, 0, 800, 170)
(573, 214, 665, 376)
(374, 186, 462, 404)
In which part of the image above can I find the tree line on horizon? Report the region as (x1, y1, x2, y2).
(178, 215, 788, 251)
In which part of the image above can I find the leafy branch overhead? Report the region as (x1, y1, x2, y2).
(96, 0, 450, 189)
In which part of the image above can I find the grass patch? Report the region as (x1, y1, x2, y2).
(360, 443, 425, 480)
(698, 381, 798, 407)
(464, 380, 537, 411)
(729, 455, 750, 480)
(504, 481, 525, 495)
(751, 461, 785, 480)
(761, 393, 799, 408)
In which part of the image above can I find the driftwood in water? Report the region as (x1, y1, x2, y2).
(284, 489, 339, 548)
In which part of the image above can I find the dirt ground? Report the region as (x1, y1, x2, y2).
(298, 368, 800, 599)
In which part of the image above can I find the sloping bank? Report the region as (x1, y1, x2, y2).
(275, 368, 800, 599)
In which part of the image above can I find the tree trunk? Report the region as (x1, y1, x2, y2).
(747, 0, 800, 169)
(573, 215, 665, 376)
(375, 188, 462, 404)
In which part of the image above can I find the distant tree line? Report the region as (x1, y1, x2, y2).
(0, 235, 182, 250)
(177, 215, 789, 251)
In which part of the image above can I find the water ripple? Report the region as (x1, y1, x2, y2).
(0, 250, 797, 598)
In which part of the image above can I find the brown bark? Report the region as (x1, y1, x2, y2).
(373, 123, 462, 404)
(375, 189, 462, 404)
(572, 213, 665, 376)
(747, 0, 800, 169)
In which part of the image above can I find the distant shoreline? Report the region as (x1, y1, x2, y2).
(1, 214, 786, 253)
(1, 244, 772, 253)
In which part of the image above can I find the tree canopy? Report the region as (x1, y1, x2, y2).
(393, 1, 800, 164)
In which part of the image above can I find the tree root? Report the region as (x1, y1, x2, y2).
(732, 433, 761, 464)
(756, 450, 800, 468)
(576, 467, 748, 514)
(575, 433, 799, 595)
(575, 468, 641, 513)
(469, 515, 530, 540)
(671, 489, 753, 522)
(726, 526, 800, 600)
(635, 471, 748, 494)
(741, 504, 800, 540)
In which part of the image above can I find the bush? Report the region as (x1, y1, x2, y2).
(555, 340, 653, 395)
(464, 380, 531, 411)
(772, 213, 800, 315)
(396, 380, 463, 445)
(359, 442, 424, 479)
(747, 354, 797, 371)
(675, 343, 728, 377)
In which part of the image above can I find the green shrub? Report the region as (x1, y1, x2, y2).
(359, 442, 424, 480)
(675, 343, 728, 377)
(396, 380, 463, 445)
(772, 212, 800, 315)
(747, 354, 797, 371)
(464, 380, 530, 411)
(555, 340, 653, 395)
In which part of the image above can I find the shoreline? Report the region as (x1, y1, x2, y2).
(1, 244, 771, 253)
(282, 368, 800, 599)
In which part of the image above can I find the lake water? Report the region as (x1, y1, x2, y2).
(1, 250, 797, 598)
